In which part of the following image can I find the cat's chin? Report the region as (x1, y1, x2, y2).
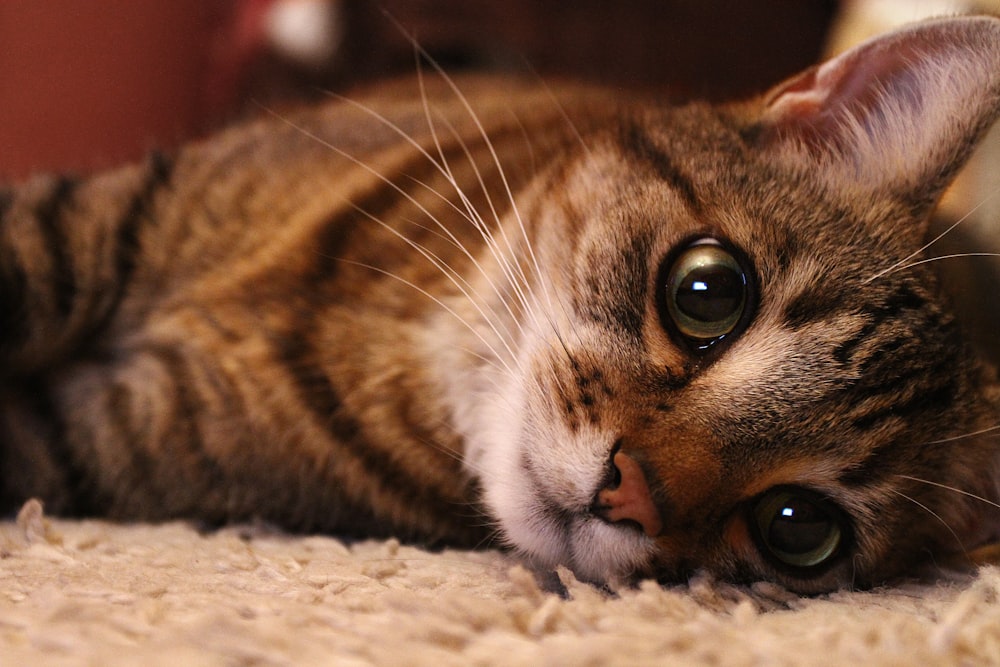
(505, 507, 660, 588)
(485, 470, 659, 587)
(562, 516, 660, 586)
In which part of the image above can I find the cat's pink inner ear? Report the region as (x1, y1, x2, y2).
(760, 35, 926, 151)
(755, 16, 1000, 196)
(763, 67, 825, 121)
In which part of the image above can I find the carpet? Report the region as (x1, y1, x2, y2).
(2, 500, 998, 666)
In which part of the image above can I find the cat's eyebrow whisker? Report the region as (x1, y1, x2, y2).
(537, 75, 594, 160)
(406, 34, 571, 355)
(864, 187, 1000, 284)
(509, 109, 539, 179)
(888, 488, 969, 558)
(431, 115, 572, 361)
(258, 106, 462, 246)
(512, 53, 594, 160)
(335, 259, 518, 375)
(493, 94, 584, 353)
(924, 423, 1000, 445)
(317, 87, 493, 242)
(896, 475, 1000, 511)
(872, 252, 1000, 278)
(400, 176, 529, 339)
(413, 85, 536, 322)
(340, 57, 563, 368)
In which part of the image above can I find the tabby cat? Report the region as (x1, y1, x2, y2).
(1, 16, 999, 594)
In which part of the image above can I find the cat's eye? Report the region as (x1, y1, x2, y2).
(749, 487, 848, 572)
(659, 238, 753, 350)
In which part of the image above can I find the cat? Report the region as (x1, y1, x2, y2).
(1, 16, 999, 595)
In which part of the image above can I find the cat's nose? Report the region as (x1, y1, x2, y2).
(592, 451, 663, 537)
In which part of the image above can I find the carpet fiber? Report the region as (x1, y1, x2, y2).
(2, 500, 998, 666)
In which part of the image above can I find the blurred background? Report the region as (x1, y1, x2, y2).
(0, 0, 994, 177)
(0, 0, 998, 358)
(0, 0, 840, 180)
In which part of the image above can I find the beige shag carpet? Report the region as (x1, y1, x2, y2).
(2, 500, 999, 666)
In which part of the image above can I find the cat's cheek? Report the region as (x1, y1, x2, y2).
(491, 481, 571, 568)
(721, 515, 758, 569)
(457, 372, 573, 568)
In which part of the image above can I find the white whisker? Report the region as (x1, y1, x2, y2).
(315, 88, 529, 338)
(875, 252, 1000, 277)
(864, 187, 1000, 284)
(427, 109, 546, 333)
(889, 488, 968, 556)
(896, 475, 1000, 511)
(925, 423, 1000, 445)
(256, 106, 535, 364)
(344, 203, 520, 355)
(410, 59, 546, 346)
(384, 17, 559, 324)
(417, 59, 576, 371)
(384, 24, 582, 365)
(430, 98, 579, 370)
(335, 258, 517, 375)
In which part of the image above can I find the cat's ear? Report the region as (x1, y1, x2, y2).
(754, 16, 1000, 208)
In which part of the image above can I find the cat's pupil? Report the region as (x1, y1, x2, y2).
(767, 498, 836, 558)
(751, 488, 845, 571)
(675, 263, 741, 322)
(663, 241, 747, 346)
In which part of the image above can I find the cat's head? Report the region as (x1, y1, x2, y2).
(472, 16, 1000, 593)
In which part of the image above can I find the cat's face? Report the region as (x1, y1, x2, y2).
(461, 17, 1000, 593)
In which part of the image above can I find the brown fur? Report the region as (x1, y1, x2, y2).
(1, 18, 999, 593)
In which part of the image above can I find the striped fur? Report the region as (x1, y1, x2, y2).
(2, 17, 1000, 593)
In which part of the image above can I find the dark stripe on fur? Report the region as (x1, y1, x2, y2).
(0, 246, 29, 358)
(609, 232, 653, 338)
(25, 377, 110, 516)
(277, 329, 474, 537)
(113, 154, 171, 309)
(84, 153, 173, 349)
(143, 344, 229, 510)
(851, 379, 957, 431)
(34, 176, 81, 319)
(784, 283, 850, 330)
(619, 122, 701, 212)
(834, 283, 927, 365)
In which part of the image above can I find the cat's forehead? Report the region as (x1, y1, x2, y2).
(566, 106, 908, 290)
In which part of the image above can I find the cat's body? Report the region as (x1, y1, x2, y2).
(2, 17, 1000, 594)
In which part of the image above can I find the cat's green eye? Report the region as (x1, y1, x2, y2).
(750, 487, 847, 572)
(661, 239, 750, 349)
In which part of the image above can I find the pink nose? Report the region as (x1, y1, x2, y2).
(594, 451, 663, 537)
